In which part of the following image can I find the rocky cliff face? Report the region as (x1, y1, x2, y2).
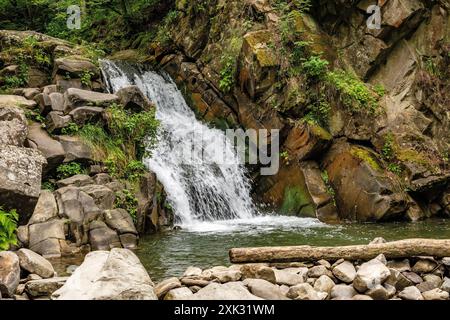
(145, 0, 449, 223)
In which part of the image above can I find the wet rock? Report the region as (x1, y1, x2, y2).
(0, 105, 28, 146)
(422, 288, 449, 300)
(155, 277, 182, 299)
(0, 145, 46, 221)
(243, 278, 289, 300)
(332, 261, 356, 283)
(285, 122, 332, 161)
(119, 233, 138, 250)
(353, 258, 391, 292)
(89, 221, 121, 251)
(25, 277, 68, 298)
(27, 122, 65, 173)
(330, 284, 357, 300)
(188, 282, 262, 300)
(322, 140, 410, 221)
(164, 287, 194, 300)
(287, 283, 327, 300)
(183, 266, 202, 277)
(0, 251, 20, 298)
(17, 249, 55, 279)
(398, 286, 424, 300)
(116, 85, 153, 112)
(52, 249, 156, 300)
(240, 264, 276, 284)
(56, 175, 94, 188)
(274, 269, 305, 286)
(28, 190, 58, 225)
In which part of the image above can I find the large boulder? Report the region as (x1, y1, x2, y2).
(89, 221, 121, 251)
(104, 209, 137, 235)
(69, 106, 103, 125)
(28, 220, 65, 258)
(0, 145, 46, 221)
(0, 105, 28, 146)
(0, 95, 37, 108)
(116, 85, 153, 112)
(0, 251, 20, 298)
(16, 248, 55, 279)
(53, 56, 99, 79)
(28, 190, 58, 225)
(56, 135, 93, 163)
(52, 249, 157, 300)
(353, 258, 391, 293)
(64, 88, 118, 111)
(80, 185, 115, 210)
(26, 122, 65, 173)
(25, 277, 68, 298)
(322, 140, 412, 222)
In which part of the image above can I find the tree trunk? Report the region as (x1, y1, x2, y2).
(229, 239, 450, 263)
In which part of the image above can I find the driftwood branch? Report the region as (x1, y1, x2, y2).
(229, 239, 450, 264)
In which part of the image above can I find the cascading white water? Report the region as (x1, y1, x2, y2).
(100, 60, 255, 225)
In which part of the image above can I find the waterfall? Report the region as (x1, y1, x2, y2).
(100, 60, 255, 225)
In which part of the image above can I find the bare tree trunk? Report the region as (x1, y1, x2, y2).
(229, 239, 450, 263)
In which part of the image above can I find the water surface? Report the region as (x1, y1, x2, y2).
(135, 216, 450, 281)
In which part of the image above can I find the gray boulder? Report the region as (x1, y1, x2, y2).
(116, 85, 153, 112)
(80, 184, 115, 210)
(89, 221, 121, 251)
(243, 278, 289, 300)
(0, 251, 20, 298)
(0, 145, 46, 221)
(0, 95, 36, 108)
(52, 249, 157, 300)
(64, 88, 118, 111)
(164, 287, 194, 300)
(25, 277, 68, 298)
(56, 175, 94, 188)
(332, 261, 356, 283)
(0, 105, 28, 146)
(17, 249, 55, 279)
(353, 258, 391, 292)
(154, 277, 182, 299)
(422, 288, 449, 300)
(29, 220, 65, 258)
(104, 209, 137, 235)
(46, 111, 72, 133)
(27, 122, 65, 173)
(287, 283, 327, 300)
(330, 284, 357, 300)
(399, 286, 424, 300)
(28, 190, 58, 225)
(56, 135, 93, 163)
(69, 106, 103, 125)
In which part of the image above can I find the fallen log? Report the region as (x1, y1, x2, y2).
(229, 239, 450, 264)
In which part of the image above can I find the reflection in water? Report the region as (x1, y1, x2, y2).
(135, 217, 450, 281)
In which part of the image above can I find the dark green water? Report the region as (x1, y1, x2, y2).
(135, 216, 450, 281)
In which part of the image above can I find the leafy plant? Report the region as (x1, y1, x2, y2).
(56, 162, 86, 179)
(42, 181, 56, 192)
(219, 55, 235, 93)
(115, 189, 138, 223)
(326, 70, 378, 113)
(61, 122, 79, 135)
(387, 163, 403, 176)
(382, 133, 395, 161)
(80, 71, 94, 87)
(0, 207, 19, 250)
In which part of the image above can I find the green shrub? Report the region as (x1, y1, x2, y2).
(301, 56, 329, 79)
(0, 207, 19, 250)
(61, 122, 80, 135)
(326, 70, 378, 113)
(387, 163, 403, 176)
(219, 55, 235, 93)
(382, 133, 395, 161)
(115, 189, 138, 223)
(56, 162, 86, 179)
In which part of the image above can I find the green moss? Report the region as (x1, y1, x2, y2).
(351, 147, 382, 171)
(281, 186, 315, 217)
(396, 148, 428, 166)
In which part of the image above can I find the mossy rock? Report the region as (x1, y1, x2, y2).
(350, 146, 383, 172)
(243, 30, 278, 67)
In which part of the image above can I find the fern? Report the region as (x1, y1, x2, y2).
(0, 207, 19, 250)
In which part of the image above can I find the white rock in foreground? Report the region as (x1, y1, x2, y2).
(187, 282, 263, 300)
(52, 248, 156, 300)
